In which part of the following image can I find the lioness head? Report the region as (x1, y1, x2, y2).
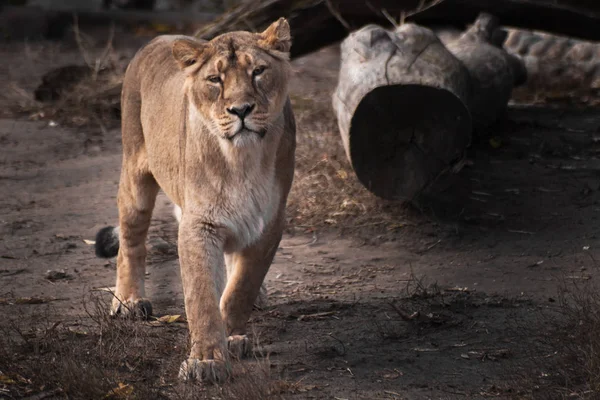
(172, 18, 292, 147)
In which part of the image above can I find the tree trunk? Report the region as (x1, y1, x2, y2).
(332, 23, 472, 201)
(195, 0, 600, 59)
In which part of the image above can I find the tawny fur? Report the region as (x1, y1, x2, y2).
(97, 18, 295, 383)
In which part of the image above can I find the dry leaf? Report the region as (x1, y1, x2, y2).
(297, 384, 317, 392)
(412, 347, 438, 352)
(0, 375, 16, 385)
(445, 287, 469, 293)
(489, 137, 502, 149)
(104, 382, 133, 399)
(150, 23, 173, 33)
(16, 297, 50, 304)
(387, 223, 405, 231)
(157, 314, 181, 324)
(68, 327, 88, 336)
(149, 314, 184, 326)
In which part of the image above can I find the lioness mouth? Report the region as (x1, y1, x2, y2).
(228, 125, 266, 140)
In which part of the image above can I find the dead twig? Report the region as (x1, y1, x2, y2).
(93, 22, 116, 80)
(327, 333, 347, 356)
(325, 0, 351, 31)
(389, 301, 420, 321)
(416, 239, 441, 254)
(297, 311, 336, 321)
(404, 0, 446, 19)
(72, 15, 93, 69)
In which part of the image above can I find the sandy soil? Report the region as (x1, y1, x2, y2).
(1, 28, 600, 400)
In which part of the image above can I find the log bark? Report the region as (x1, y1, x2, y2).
(435, 26, 600, 95)
(504, 30, 600, 92)
(194, 0, 600, 59)
(444, 13, 527, 130)
(332, 24, 472, 201)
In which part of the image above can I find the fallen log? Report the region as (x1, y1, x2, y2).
(504, 30, 600, 92)
(195, 0, 600, 59)
(444, 13, 527, 130)
(332, 23, 472, 201)
(434, 25, 600, 99)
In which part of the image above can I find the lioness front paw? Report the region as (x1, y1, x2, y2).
(179, 358, 230, 383)
(110, 298, 153, 320)
(228, 334, 252, 359)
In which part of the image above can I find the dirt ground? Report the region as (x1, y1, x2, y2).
(2, 23, 600, 400)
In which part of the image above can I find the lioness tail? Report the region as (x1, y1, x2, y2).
(95, 226, 120, 258)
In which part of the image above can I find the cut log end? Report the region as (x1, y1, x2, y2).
(348, 84, 471, 201)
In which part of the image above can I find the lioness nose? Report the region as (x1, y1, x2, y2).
(227, 103, 255, 119)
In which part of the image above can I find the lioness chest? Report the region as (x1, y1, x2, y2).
(171, 167, 280, 252)
(218, 170, 280, 252)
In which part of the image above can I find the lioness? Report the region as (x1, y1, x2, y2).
(94, 18, 295, 383)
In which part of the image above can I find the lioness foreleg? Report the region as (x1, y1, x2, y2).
(112, 169, 158, 319)
(220, 216, 284, 358)
(177, 214, 230, 383)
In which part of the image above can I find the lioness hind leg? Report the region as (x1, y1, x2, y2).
(112, 169, 159, 319)
(225, 254, 268, 310)
(220, 218, 284, 359)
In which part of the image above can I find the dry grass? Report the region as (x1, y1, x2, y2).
(0, 294, 177, 399)
(505, 281, 600, 399)
(0, 294, 293, 399)
(544, 282, 600, 398)
(0, 24, 126, 130)
(30, 67, 124, 130)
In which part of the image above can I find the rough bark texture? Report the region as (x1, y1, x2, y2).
(504, 30, 600, 91)
(435, 25, 600, 94)
(194, 0, 600, 59)
(332, 23, 472, 201)
(444, 13, 526, 130)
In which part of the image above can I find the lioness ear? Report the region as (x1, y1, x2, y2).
(172, 38, 208, 70)
(258, 18, 291, 53)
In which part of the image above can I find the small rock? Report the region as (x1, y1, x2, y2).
(86, 145, 102, 156)
(45, 269, 69, 281)
(586, 180, 600, 192)
(148, 237, 175, 254)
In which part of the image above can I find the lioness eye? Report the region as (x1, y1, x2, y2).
(252, 66, 265, 77)
(208, 75, 221, 84)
